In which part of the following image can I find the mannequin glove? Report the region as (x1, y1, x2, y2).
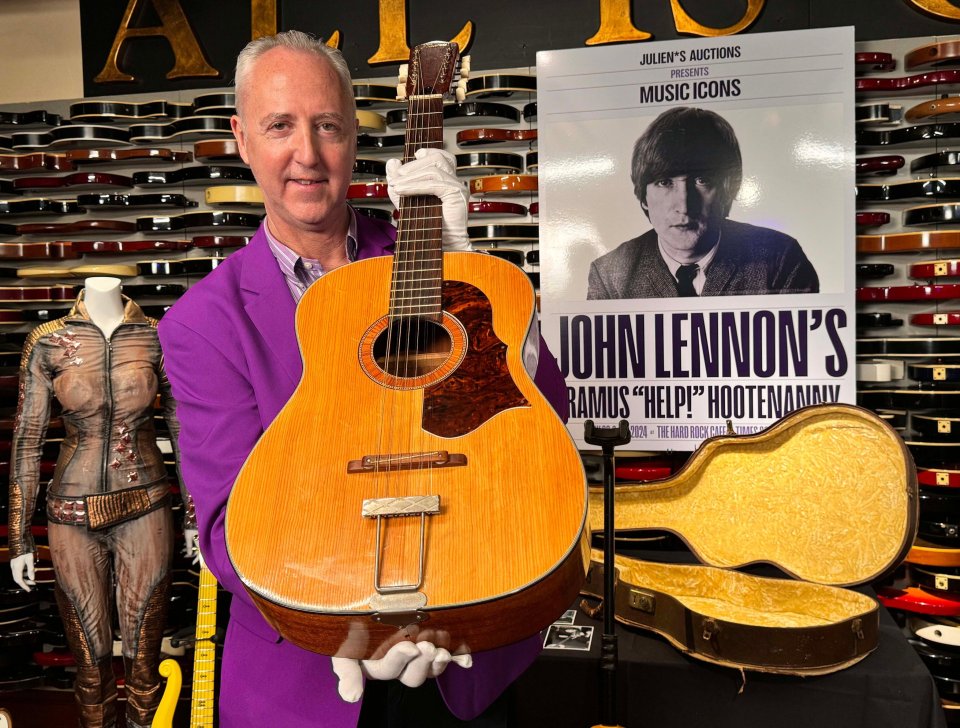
(183, 528, 200, 565)
(385, 148, 472, 251)
(331, 640, 473, 703)
(10, 553, 35, 592)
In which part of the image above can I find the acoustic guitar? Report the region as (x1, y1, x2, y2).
(225, 41, 588, 659)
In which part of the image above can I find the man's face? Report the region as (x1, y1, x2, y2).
(231, 47, 357, 247)
(642, 174, 725, 263)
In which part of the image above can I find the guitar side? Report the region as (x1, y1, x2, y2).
(226, 252, 589, 658)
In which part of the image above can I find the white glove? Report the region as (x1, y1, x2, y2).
(183, 528, 200, 565)
(331, 639, 473, 703)
(385, 148, 472, 251)
(11, 553, 35, 592)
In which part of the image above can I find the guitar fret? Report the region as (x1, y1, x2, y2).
(392, 296, 443, 302)
(393, 284, 441, 290)
(393, 268, 441, 276)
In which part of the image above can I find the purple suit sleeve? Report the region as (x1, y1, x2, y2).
(157, 314, 278, 638)
(437, 332, 571, 720)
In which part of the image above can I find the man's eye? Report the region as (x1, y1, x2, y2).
(654, 179, 672, 187)
(269, 122, 288, 131)
(319, 122, 340, 133)
(695, 177, 713, 186)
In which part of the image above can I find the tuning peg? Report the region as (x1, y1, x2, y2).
(460, 55, 471, 79)
(455, 79, 468, 103)
(396, 83, 407, 101)
(398, 63, 409, 84)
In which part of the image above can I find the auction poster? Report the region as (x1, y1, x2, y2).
(537, 27, 855, 451)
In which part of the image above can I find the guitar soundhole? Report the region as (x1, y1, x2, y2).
(372, 317, 452, 378)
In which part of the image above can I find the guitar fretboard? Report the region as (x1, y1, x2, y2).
(190, 564, 218, 728)
(392, 93, 445, 323)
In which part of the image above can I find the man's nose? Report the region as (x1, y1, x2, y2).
(293, 126, 322, 166)
(674, 178, 702, 214)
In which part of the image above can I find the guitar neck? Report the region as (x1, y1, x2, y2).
(190, 564, 218, 728)
(393, 91, 445, 322)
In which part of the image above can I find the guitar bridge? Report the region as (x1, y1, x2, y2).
(348, 451, 466, 473)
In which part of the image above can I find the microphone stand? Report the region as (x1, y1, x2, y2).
(584, 419, 631, 728)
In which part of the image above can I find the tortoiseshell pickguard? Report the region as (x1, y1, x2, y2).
(423, 280, 529, 437)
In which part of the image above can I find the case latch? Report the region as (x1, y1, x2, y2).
(702, 617, 720, 641)
(628, 589, 655, 614)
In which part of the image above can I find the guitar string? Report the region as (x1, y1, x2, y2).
(380, 62, 421, 584)
(420, 58, 453, 589)
(409, 60, 443, 587)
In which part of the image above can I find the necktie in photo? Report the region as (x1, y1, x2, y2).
(675, 263, 699, 297)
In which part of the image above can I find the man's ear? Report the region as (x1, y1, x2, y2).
(231, 115, 251, 165)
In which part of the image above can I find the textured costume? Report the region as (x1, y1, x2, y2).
(158, 216, 570, 727)
(587, 219, 819, 299)
(9, 293, 192, 728)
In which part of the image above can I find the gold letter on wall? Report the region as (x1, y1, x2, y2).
(368, 0, 473, 64)
(671, 0, 765, 36)
(94, 0, 219, 83)
(907, 0, 960, 20)
(586, 0, 652, 45)
(251, 0, 278, 39)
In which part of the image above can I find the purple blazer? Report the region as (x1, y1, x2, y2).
(158, 216, 570, 726)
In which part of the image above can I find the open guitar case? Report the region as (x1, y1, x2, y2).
(581, 403, 918, 675)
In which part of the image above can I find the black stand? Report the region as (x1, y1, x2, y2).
(583, 419, 631, 728)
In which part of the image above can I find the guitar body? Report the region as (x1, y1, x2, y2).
(226, 252, 588, 658)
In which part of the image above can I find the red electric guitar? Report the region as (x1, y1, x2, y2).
(225, 41, 587, 659)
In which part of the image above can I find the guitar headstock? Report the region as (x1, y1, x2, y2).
(396, 42, 468, 102)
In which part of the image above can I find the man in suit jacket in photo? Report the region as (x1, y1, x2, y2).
(587, 106, 819, 299)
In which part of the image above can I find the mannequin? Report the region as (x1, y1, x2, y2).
(7, 277, 194, 728)
(84, 276, 125, 338)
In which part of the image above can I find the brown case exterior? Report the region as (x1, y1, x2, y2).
(585, 403, 918, 674)
(581, 551, 879, 675)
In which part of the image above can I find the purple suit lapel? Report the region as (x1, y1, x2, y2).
(238, 230, 303, 390)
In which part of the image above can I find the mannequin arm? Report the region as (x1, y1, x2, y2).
(157, 350, 196, 531)
(9, 328, 54, 558)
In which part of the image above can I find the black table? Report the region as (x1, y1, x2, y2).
(514, 549, 946, 728)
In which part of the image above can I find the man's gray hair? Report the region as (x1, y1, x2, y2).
(234, 30, 355, 117)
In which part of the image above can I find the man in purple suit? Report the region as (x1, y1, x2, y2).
(158, 30, 569, 727)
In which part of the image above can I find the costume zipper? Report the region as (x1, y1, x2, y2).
(98, 326, 116, 494)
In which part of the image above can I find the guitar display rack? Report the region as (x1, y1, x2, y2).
(855, 33, 960, 716)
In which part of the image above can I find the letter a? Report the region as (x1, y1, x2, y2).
(94, 0, 219, 83)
